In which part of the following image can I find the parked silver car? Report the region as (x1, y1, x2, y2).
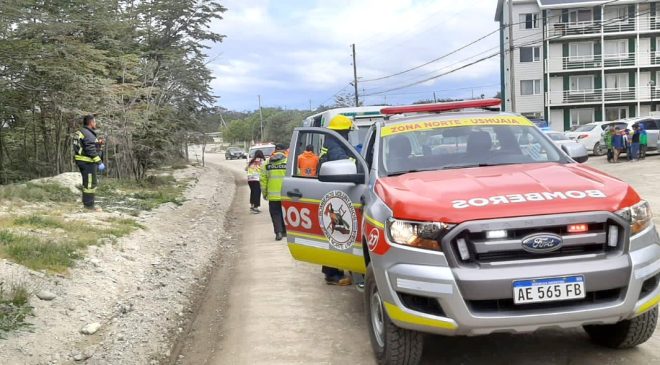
(543, 129, 589, 162)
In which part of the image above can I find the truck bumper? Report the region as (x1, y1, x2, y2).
(377, 226, 660, 336)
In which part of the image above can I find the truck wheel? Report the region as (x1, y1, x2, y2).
(365, 264, 423, 365)
(593, 142, 606, 156)
(584, 306, 658, 349)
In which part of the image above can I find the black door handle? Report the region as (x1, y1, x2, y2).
(287, 189, 303, 198)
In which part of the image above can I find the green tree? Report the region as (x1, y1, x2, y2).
(0, 0, 227, 182)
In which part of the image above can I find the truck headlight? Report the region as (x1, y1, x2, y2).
(386, 219, 450, 251)
(617, 200, 653, 236)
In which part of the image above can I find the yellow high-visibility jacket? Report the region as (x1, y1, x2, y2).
(260, 152, 287, 201)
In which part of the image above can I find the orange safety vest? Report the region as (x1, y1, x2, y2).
(297, 151, 319, 177)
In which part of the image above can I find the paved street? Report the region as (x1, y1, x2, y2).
(178, 153, 660, 365)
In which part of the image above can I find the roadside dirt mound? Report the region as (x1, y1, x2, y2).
(0, 163, 237, 364)
(31, 172, 81, 194)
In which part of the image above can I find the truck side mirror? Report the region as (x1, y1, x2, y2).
(318, 160, 364, 184)
(561, 144, 589, 163)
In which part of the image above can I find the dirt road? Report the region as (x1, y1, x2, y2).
(177, 153, 660, 365)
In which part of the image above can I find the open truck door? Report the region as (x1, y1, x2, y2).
(282, 127, 368, 274)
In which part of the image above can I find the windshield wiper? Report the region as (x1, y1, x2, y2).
(387, 169, 430, 177)
(387, 163, 522, 176)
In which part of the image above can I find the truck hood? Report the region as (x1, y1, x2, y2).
(375, 162, 640, 224)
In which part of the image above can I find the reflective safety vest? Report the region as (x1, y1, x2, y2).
(247, 158, 264, 181)
(297, 151, 319, 177)
(260, 152, 287, 201)
(73, 128, 102, 164)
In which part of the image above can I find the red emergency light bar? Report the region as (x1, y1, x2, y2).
(380, 98, 501, 116)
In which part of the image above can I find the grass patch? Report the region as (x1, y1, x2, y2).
(170, 162, 189, 170)
(0, 215, 142, 272)
(0, 280, 33, 338)
(13, 215, 65, 229)
(97, 174, 189, 213)
(0, 182, 76, 203)
(0, 230, 79, 272)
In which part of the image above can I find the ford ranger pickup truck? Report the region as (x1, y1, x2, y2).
(280, 99, 660, 365)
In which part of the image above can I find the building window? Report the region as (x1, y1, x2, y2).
(569, 75, 595, 94)
(519, 13, 539, 29)
(569, 42, 594, 61)
(605, 6, 628, 24)
(605, 73, 628, 91)
(520, 80, 541, 95)
(569, 9, 593, 26)
(605, 107, 628, 121)
(520, 46, 541, 62)
(570, 108, 595, 126)
(604, 39, 628, 59)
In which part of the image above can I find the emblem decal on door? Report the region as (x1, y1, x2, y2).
(318, 190, 358, 250)
(367, 228, 380, 251)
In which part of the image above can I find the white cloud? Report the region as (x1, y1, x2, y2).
(208, 0, 501, 109)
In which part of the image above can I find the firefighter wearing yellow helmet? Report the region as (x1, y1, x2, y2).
(319, 115, 354, 163)
(318, 114, 355, 286)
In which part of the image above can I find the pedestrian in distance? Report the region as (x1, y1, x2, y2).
(318, 114, 355, 286)
(246, 150, 266, 213)
(260, 143, 288, 241)
(623, 129, 632, 161)
(604, 127, 615, 163)
(612, 127, 624, 163)
(73, 115, 106, 211)
(630, 124, 641, 162)
(639, 123, 648, 159)
(297, 144, 319, 177)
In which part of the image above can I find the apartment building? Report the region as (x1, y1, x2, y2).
(495, 0, 660, 131)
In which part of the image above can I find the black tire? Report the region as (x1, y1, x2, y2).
(365, 264, 424, 365)
(593, 142, 606, 156)
(584, 306, 658, 349)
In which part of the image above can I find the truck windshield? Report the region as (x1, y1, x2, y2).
(380, 124, 565, 176)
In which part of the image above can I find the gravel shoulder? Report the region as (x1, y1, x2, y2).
(0, 161, 236, 365)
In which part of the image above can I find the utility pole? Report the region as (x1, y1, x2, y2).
(507, 0, 516, 111)
(352, 44, 359, 107)
(309, 99, 313, 112)
(433, 92, 437, 103)
(257, 95, 264, 142)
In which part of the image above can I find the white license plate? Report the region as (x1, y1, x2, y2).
(513, 276, 585, 304)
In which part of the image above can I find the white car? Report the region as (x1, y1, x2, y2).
(543, 130, 589, 162)
(248, 143, 276, 159)
(565, 121, 627, 156)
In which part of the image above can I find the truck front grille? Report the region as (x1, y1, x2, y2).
(444, 214, 626, 266)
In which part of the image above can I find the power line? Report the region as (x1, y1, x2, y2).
(360, 28, 500, 83)
(318, 82, 353, 106)
(359, 0, 630, 85)
(363, 8, 651, 97)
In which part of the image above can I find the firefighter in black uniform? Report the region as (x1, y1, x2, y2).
(74, 115, 105, 211)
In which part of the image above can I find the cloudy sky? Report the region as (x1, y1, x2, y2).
(208, 0, 502, 111)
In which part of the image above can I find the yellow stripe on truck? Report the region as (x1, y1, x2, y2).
(288, 243, 366, 274)
(636, 293, 660, 315)
(381, 115, 534, 137)
(384, 302, 458, 330)
(365, 214, 385, 229)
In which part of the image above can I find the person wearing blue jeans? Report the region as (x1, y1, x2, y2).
(630, 124, 641, 161)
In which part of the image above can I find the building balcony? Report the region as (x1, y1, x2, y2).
(547, 21, 602, 38)
(546, 52, 660, 73)
(546, 86, 659, 106)
(546, 17, 660, 39)
(637, 17, 660, 32)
